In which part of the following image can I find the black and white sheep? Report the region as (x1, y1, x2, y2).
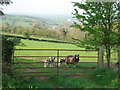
(44, 57, 55, 67)
(58, 58, 66, 66)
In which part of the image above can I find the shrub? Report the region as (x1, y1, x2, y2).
(2, 35, 22, 75)
(91, 68, 118, 88)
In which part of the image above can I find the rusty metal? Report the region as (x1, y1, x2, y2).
(15, 49, 98, 51)
(14, 62, 97, 64)
(14, 56, 98, 58)
(14, 48, 98, 77)
(14, 66, 96, 69)
(21, 74, 93, 77)
(24, 70, 94, 74)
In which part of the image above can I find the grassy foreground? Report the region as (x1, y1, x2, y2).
(2, 68, 118, 88)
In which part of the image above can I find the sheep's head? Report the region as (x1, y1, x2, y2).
(51, 57, 55, 60)
(75, 55, 79, 61)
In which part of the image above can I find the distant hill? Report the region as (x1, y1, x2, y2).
(1, 14, 78, 29)
(2, 15, 47, 28)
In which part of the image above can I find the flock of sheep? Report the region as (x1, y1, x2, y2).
(44, 55, 120, 69)
(44, 55, 80, 68)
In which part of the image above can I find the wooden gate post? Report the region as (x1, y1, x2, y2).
(57, 50, 59, 76)
(98, 46, 104, 68)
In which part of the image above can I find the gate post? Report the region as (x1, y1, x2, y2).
(57, 50, 59, 76)
(98, 46, 104, 68)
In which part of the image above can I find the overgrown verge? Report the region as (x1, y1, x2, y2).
(91, 68, 118, 88)
(2, 68, 119, 88)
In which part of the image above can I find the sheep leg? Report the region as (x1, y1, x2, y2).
(58, 62, 61, 67)
(66, 63, 69, 67)
(50, 63, 52, 67)
(51, 63, 55, 67)
(73, 64, 75, 68)
(44, 63, 48, 68)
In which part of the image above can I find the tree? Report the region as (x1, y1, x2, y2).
(2, 35, 22, 75)
(0, 0, 12, 15)
(116, 1, 120, 79)
(23, 32, 30, 38)
(72, 1, 120, 68)
(2, 35, 21, 64)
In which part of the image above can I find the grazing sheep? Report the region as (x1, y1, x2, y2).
(65, 55, 79, 67)
(44, 57, 55, 68)
(58, 58, 66, 66)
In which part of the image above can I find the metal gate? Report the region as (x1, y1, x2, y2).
(13, 49, 98, 77)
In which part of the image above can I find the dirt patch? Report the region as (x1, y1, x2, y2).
(36, 77, 46, 80)
(19, 57, 45, 62)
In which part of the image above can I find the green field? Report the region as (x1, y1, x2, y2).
(15, 39, 98, 62)
(3, 36, 118, 88)
(13, 39, 98, 77)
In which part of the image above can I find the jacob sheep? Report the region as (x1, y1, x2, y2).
(58, 58, 66, 66)
(64, 55, 80, 67)
(44, 57, 55, 67)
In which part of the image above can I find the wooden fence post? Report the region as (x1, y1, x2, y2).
(98, 46, 104, 68)
(57, 50, 59, 76)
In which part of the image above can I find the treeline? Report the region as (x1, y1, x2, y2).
(2, 22, 85, 42)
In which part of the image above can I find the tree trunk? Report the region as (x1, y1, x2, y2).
(98, 46, 104, 68)
(106, 46, 111, 68)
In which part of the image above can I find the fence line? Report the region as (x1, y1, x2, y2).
(14, 62, 97, 64)
(14, 66, 96, 69)
(14, 49, 99, 77)
(15, 49, 98, 51)
(14, 56, 98, 58)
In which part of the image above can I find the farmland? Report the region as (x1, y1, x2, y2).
(2, 0, 120, 88)
(14, 39, 98, 62)
(2, 34, 118, 88)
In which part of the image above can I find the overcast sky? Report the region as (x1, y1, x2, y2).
(2, 0, 82, 15)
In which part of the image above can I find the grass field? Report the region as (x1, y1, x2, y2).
(3, 35, 118, 88)
(15, 39, 98, 62)
(12, 38, 98, 77)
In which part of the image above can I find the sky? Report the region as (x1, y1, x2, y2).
(2, 0, 82, 15)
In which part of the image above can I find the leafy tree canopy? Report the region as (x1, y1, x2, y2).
(72, 1, 120, 49)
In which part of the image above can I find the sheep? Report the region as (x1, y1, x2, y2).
(44, 57, 55, 68)
(58, 58, 66, 66)
(60, 55, 79, 67)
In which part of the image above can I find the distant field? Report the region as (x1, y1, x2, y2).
(3, 33, 117, 62)
(2, 32, 59, 41)
(15, 39, 98, 62)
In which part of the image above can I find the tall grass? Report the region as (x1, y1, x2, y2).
(2, 68, 118, 88)
(91, 68, 118, 88)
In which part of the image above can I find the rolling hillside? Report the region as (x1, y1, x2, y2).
(2, 15, 47, 28)
(1, 14, 76, 29)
